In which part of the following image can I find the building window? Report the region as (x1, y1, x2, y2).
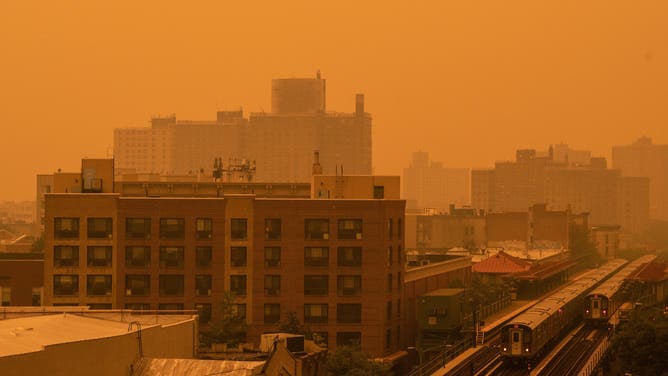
(337, 275, 361, 296)
(304, 275, 329, 296)
(54, 246, 79, 267)
(87, 218, 113, 239)
(160, 218, 185, 239)
(337, 304, 362, 323)
(126, 275, 150, 296)
(337, 247, 361, 267)
(373, 185, 385, 199)
(305, 304, 328, 324)
(397, 272, 402, 291)
(53, 275, 78, 296)
(125, 218, 151, 239)
(264, 247, 281, 267)
(31, 287, 42, 306)
(196, 218, 213, 240)
(125, 246, 150, 267)
(195, 275, 212, 296)
(337, 332, 361, 347)
(230, 275, 247, 296)
(54, 217, 79, 239)
(1, 287, 10, 306)
(87, 275, 112, 296)
(89, 304, 112, 310)
(265, 218, 281, 240)
(388, 274, 394, 293)
(387, 247, 393, 267)
(338, 219, 363, 240)
(196, 303, 212, 324)
(397, 246, 402, 265)
(304, 247, 329, 267)
(160, 246, 184, 268)
(230, 247, 247, 267)
(230, 218, 247, 240)
(159, 303, 184, 311)
(159, 275, 184, 296)
(264, 303, 281, 324)
(264, 275, 281, 296)
(125, 303, 151, 310)
(398, 218, 402, 239)
(387, 301, 392, 320)
(387, 219, 393, 239)
(305, 219, 329, 240)
(397, 299, 401, 318)
(386, 329, 392, 351)
(87, 246, 112, 267)
(196, 246, 212, 268)
(232, 304, 247, 320)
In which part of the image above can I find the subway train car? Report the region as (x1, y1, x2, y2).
(584, 255, 655, 326)
(500, 259, 627, 362)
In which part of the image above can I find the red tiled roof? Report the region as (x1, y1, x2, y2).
(472, 251, 532, 274)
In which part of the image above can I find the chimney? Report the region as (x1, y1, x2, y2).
(312, 151, 323, 175)
(355, 94, 364, 117)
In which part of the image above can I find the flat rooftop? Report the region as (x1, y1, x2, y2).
(0, 314, 133, 357)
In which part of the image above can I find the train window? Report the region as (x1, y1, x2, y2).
(513, 333, 519, 342)
(593, 301, 599, 308)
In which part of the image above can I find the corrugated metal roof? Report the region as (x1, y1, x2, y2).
(136, 358, 264, 376)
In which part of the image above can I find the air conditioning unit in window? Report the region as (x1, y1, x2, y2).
(126, 289, 132, 296)
(323, 233, 329, 240)
(356, 233, 362, 240)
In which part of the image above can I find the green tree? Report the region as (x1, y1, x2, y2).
(277, 311, 306, 335)
(207, 291, 247, 346)
(30, 234, 44, 253)
(325, 345, 392, 376)
(611, 308, 668, 375)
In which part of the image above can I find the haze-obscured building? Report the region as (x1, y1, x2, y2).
(114, 73, 371, 183)
(403, 151, 470, 213)
(471, 145, 649, 237)
(613, 137, 668, 221)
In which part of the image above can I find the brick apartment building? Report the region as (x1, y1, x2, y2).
(44, 193, 406, 356)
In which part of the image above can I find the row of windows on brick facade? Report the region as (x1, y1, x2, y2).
(53, 245, 404, 269)
(52, 272, 404, 298)
(55, 217, 403, 241)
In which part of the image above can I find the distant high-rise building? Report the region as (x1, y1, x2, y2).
(113, 73, 372, 182)
(471, 145, 650, 237)
(471, 169, 494, 214)
(402, 151, 470, 212)
(612, 137, 668, 221)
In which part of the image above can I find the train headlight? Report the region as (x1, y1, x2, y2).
(503, 347, 507, 352)
(585, 309, 590, 316)
(525, 347, 530, 353)
(602, 309, 607, 316)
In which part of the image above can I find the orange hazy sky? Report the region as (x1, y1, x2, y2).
(1, 1, 667, 201)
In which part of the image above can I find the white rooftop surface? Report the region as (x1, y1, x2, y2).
(0, 314, 142, 357)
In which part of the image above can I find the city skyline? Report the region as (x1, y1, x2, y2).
(2, 1, 668, 200)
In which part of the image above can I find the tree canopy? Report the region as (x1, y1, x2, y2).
(611, 307, 668, 376)
(325, 345, 392, 376)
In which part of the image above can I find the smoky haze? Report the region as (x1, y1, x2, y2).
(1, 1, 667, 200)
